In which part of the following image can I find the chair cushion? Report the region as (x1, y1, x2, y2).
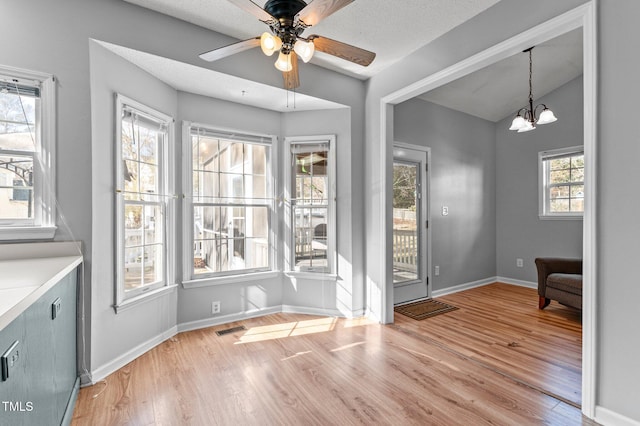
(547, 273, 583, 296)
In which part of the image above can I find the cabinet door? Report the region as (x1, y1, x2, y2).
(52, 271, 77, 420)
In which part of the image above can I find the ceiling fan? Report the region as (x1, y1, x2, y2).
(199, 0, 376, 89)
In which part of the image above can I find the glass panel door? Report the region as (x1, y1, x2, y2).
(393, 161, 419, 284)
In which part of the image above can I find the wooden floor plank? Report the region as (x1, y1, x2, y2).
(72, 284, 598, 425)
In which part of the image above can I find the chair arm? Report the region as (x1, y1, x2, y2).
(535, 257, 582, 296)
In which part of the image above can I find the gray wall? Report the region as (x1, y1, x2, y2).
(598, 0, 640, 421)
(89, 41, 179, 373)
(496, 77, 584, 282)
(394, 99, 497, 291)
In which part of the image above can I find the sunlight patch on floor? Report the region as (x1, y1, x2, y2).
(235, 316, 375, 344)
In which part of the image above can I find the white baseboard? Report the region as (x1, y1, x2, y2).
(282, 304, 344, 318)
(89, 326, 178, 385)
(496, 276, 537, 289)
(432, 276, 496, 298)
(177, 306, 281, 333)
(596, 406, 640, 426)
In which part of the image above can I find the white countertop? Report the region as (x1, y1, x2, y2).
(0, 243, 83, 331)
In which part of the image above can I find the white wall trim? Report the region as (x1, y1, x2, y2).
(431, 277, 496, 298)
(595, 406, 640, 426)
(177, 306, 281, 333)
(496, 277, 537, 289)
(88, 326, 178, 385)
(282, 304, 344, 318)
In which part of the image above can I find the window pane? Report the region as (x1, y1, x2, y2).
(144, 204, 163, 245)
(550, 169, 571, 184)
(140, 163, 158, 193)
(123, 160, 139, 197)
(230, 143, 243, 169)
(571, 155, 584, 168)
(124, 247, 143, 290)
(550, 198, 570, 212)
(139, 132, 158, 165)
(220, 173, 243, 198)
(249, 144, 266, 175)
(550, 185, 570, 198)
(571, 198, 584, 211)
(550, 157, 570, 171)
(219, 140, 231, 172)
(294, 206, 328, 268)
(0, 91, 36, 152)
(124, 204, 143, 247)
(571, 167, 584, 183)
(143, 244, 163, 284)
(246, 175, 266, 199)
(0, 154, 34, 220)
(571, 185, 584, 197)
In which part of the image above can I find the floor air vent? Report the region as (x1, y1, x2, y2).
(215, 325, 246, 336)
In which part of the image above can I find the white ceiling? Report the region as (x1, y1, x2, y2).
(123, 0, 502, 79)
(112, 0, 583, 118)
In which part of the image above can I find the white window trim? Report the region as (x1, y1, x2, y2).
(181, 121, 278, 286)
(538, 145, 584, 220)
(284, 135, 337, 275)
(114, 94, 175, 309)
(0, 65, 56, 240)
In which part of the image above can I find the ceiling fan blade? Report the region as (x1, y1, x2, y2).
(199, 37, 261, 62)
(283, 53, 300, 90)
(228, 0, 275, 22)
(311, 36, 376, 66)
(296, 0, 354, 27)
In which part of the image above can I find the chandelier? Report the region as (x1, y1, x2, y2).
(509, 47, 558, 132)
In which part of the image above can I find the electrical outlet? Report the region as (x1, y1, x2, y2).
(516, 258, 524, 268)
(441, 206, 449, 216)
(1, 341, 20, 381)
(212, 301, 221, 315)
(434, 265, 440, 276)
(52, 297, 61, 320)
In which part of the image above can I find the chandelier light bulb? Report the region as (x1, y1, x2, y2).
(509, 115, 526, 131)
(260, 32, 282, 56)
(274, 51, 293, 72)
(517, 121, 536, 133)
(537, 108, 558, 125)
(294, 39, 315, 63)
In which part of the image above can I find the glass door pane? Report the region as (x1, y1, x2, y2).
(393, 162, 419, 284)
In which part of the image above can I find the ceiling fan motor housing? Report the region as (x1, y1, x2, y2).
(264, 0, 307, 21)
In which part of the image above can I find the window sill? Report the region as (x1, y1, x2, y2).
(539, 215, 583, 221)
(114, 283, 178, 314)
(182, 271, 280, 289)
(284, 271, 338, 281)
(0, 226, 57, 241)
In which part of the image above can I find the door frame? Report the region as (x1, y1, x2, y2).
(392, 142, 431, 303)
(378, 2, 597, 417)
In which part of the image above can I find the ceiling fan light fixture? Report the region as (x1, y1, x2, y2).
(294, 39, 315, 63)
(260, 32, 282, 56)
(274, 51, 293, 72)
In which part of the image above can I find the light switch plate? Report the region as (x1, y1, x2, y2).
(52, 297, 62, 320)
(1, 340, 20, 381)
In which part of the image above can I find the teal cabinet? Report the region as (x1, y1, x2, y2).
(0, 268, 78, 426)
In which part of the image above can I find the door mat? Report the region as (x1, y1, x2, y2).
(394, 299, 458, 320)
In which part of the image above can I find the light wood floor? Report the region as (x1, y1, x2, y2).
(72, 283, 597, 425)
